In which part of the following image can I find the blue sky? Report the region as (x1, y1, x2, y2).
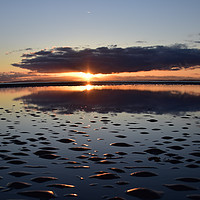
(0, 0, 200, 79)
(1, 0, 200, 49)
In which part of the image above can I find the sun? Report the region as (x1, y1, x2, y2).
(82, 72, 93, 81)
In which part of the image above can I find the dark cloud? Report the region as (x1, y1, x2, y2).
(12, 44, 200, 74)
(25, 48, 33, 51)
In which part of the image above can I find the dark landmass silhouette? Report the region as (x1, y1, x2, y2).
(1, 80, 200, 88)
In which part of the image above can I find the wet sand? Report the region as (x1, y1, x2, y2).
(0, 84, 199, 199)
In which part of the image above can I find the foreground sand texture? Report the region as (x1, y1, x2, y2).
(0, 84, 199, 200)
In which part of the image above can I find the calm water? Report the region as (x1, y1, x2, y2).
(0, 84, 200, 200)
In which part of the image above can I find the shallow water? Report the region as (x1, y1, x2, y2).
(0, 84, 200, 200)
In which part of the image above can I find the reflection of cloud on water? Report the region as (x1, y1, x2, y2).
(14, 86, 200, 114)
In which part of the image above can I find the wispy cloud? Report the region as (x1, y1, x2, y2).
(0, 72, 36, 82)
(5, 48, 33, 55)
(0, 71, 86, 83)
(135, 40, 147, 44)
(12, 44, 200, 74)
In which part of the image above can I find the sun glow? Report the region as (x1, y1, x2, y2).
(85, 84, 93, 91)
(82, 72, 93, 81)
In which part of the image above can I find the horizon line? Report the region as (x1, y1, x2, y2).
(1, 80, 200, 88)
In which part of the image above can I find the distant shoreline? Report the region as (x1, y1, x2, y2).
(0, 81, 200, 88)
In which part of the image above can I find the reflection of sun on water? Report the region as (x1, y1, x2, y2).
(85, 84, 93, 91)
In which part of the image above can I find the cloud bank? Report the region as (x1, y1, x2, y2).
(12, 44, 200, 74)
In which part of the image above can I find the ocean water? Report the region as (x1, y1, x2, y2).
(0, 84, 200, 200)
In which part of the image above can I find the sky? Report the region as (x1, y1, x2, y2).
(1, 0, 200, 82)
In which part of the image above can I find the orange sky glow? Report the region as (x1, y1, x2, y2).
(50, 67, 200, 82)
(0, 67, 200, 83)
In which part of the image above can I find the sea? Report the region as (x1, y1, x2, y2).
(0, 82, 200, 200)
